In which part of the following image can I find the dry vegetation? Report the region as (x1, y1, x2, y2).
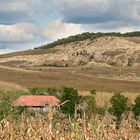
(0, 81, 140, 139)
(0, 49, 58, 59)
(1, 36, 140, 68)
(0, 81, 29, 93)
(0, 36, 140, 93)
(79, 91, 140, 108)
(95, 92, 140, 108)
(1, 111, 140, 140)
(0, 80, 139, 109)
(0, 66, 140, 92)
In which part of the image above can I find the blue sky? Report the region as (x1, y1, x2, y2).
(0, 0, 140, 54)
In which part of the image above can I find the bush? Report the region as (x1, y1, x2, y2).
(0, 101, 10, 120)
(10, 106, 28, 119)
(84, 95, 96, 117)
(61, 87, 81, 115)
(47, 87, 57, 94)
(132, 95, 140, 116)
(47, 87, 61, 99)
(79, 61, 87, 66)
(96, 107, 106, 116)
(109, 92, 128, 121)
(90, 89, 96, 95)
(0, 101, 28, 120)
(29, 88, 47, 95)
(127, 58, 134, 67)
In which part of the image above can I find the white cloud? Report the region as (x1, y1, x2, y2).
(118, 27, 134, 33)
(0, 1, 28, 12)
(0, 0, 140, 52)
(0, 48, 15, 54)
(43, 20, 85, 41)
(0, 23, 37, 42)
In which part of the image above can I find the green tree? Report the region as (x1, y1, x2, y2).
(61, 87, 81, 115)
(109, 92, 128, 121)
(85, 95, 96, 116)
(0, 101, 10, 120)
(132, 95, 140, 116)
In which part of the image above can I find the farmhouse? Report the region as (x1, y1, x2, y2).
(12, 95, 60, 111)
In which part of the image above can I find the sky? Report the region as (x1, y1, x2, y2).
(0, 0, 140, 54)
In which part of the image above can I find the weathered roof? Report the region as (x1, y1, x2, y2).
(12, 95, 60, 107)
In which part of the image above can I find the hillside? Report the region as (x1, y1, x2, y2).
(0, 33, 140, 91)
(38, 32, 140, 49)
(0, 36, 140, 68)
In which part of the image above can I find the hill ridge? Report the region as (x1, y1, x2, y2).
(0, 35, 140, 68)
(37, 31, 140, 49)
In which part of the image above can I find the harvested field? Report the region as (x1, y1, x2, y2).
(0, 66, 140, 92)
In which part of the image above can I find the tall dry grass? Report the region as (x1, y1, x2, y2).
(0, 81, 29, 93)
(80, 91, 140, 107)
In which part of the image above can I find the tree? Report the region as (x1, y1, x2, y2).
(61, 87, 81, 115)
(109, 92, 128, 121)
(132, 95, 140, 116)
(85, 95, 96, 116)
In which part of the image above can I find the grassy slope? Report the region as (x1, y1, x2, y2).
(0, 31, 140, 59)
(37, 31, 140, 49)
(0, 49, 58, 58)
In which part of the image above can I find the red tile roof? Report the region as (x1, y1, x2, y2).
(12, 96, 60, 107)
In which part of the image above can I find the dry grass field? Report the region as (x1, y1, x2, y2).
(94, 91, 140, 107)
(125, 36, 140, 43)
(0, 66, 140, 93)
(0, 81, 28, 93)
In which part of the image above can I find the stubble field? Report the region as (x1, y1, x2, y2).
(0, 65, 140, 93)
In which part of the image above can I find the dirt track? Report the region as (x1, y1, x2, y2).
(0, 65, 39, 73)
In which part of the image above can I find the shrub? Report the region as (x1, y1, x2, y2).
(84, 95, 96, 117)
(127, 58, 134, 67)
(0, 101, 28, 120)
(96, 107, 106, 116)
(47, 87, 57, 95)
(132, 95, 140, 116)
(47, 87, 61, 99)
(90, 89, 96, 95)
(29, 88, 47, 95)
(0, 101, 10, 120)
(79, 61, 87, 66)
(109, 92, 128, 121)
(89, 55, 94, 60)
(65, 63, 68, 67)
(10, 106, 28, 119)
(61, 87, 81, 115)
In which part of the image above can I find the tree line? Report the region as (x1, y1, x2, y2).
(36, 31, 140, 49)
